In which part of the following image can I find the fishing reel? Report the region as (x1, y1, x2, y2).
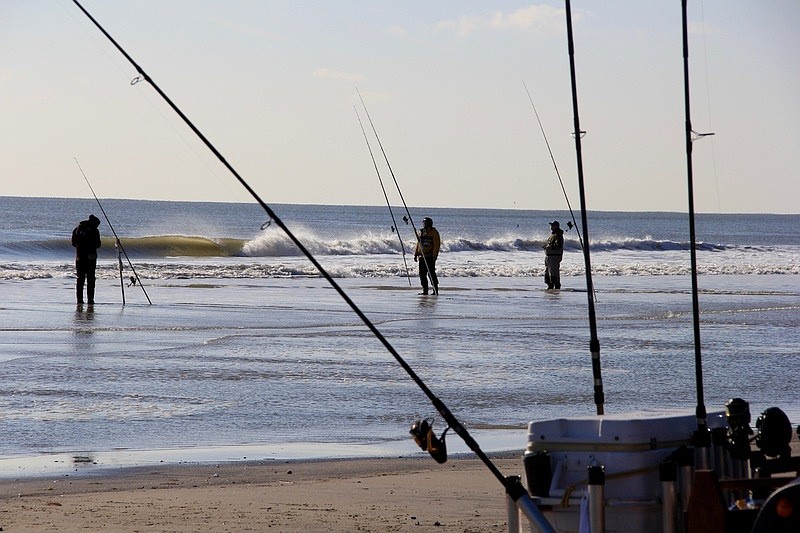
(747, 406, 800, 478)
(410, 418, 450, 464)
(755, 407, 793, 459)
(725, 397, 754, 460)
(566, 221, 574, 231)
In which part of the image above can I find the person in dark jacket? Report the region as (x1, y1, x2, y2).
(414, 217, 441, 295)
(71, 214, 102, 304)
(544, 220, 564, 290)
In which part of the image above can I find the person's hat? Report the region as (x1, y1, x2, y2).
(549, 220, 559, 227)
(89, 214, 101, 226)
(423, 217, 433, 225)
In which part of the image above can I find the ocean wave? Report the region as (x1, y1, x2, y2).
(1, 258, 796, 281)
(0, 235, 247, 259)
(129, 236, 246, 257)
(0, 232, 774, 261)
(589, 237, 731, 252)
(240, 230, 404, 257)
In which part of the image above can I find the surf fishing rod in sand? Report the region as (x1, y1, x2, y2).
(74, 158, 152, 306)
(354, 106, 412, 286)
(564, 0, 605, 416)
(72, 3, 553, 529)
(355, 89, 438, 295)
(681, 0, 715, 464)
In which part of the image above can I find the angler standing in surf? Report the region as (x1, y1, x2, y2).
(414, 217, 440, 295)
(544, 220, 564, 290)
(71, 214, 101, 305)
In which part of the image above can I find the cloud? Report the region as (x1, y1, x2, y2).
(207, 16, 283, 40)
(490, 5, 564, 32)
(435, 15, 481, 37)
(387, 25, 407, 37)
(435, 4, 565, 37)
(313, 68, 364, 83)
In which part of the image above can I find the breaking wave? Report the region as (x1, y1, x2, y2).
(0, 235, 245, 259)
(2, 228, 794, 281)
(0, 232, 747, 260)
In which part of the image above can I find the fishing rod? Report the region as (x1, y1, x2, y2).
(682, 0, 714, 466)
(522, 80, 596, 302)
(355, 89, 438, 295)
(76, 157, 123, 304)
(70, 3, 553, 527)
(74, 158, 152, 305)
(354, 106, 412, 286)
(564, 0, 605, 416)
(523, 81, 582, 245)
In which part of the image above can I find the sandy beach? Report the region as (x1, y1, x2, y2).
(5, 440, 799, 532)
(0, 453, 522, 532)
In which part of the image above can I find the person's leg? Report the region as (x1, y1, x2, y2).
(553, 257, 561, 289)
(544, 257, 556, 289)
(419, 260, 429, 294)
(76, 260, 86, 303)
(428, 257, 439, 293)
(86, 258, 97, 304)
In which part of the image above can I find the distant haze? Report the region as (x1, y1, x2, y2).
(2, 1, 798, 213)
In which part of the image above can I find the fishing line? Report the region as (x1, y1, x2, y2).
(354, 106, 412, 286)
(523, 81, 582, 245)
(355, 88, 438, 295)
(698, 0, 722, 213)
(74, 158, 152, 305)
(69, 2, 547, 514)
(523, 80, 596, 302)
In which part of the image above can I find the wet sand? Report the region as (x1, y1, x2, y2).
(0, 453, 521, 532)
(3, 441, 799, 532)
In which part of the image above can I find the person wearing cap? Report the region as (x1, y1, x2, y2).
(544, 220, 564, 290)
(71, 214, 102, 305)
(413, 217, 440, 295)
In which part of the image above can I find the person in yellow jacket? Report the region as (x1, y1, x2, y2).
(413, 217, 440, 295)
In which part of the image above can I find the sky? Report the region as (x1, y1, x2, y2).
(1, 1, 798, 213)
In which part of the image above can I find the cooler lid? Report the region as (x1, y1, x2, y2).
(527, 408, 725, 450)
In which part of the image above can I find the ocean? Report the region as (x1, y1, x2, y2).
(1, 196, 798, 476)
